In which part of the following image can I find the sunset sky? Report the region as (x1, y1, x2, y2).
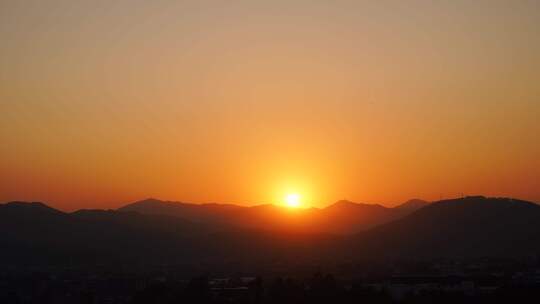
(1, 1, 539, 211)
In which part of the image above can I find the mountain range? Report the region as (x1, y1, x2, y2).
(1, 196, 539, 268)
(118, 198, 429, 234)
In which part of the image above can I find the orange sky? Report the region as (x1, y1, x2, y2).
(1, 1, 540, 211)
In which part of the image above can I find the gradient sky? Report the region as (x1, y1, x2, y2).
(1, 0, 539, 211)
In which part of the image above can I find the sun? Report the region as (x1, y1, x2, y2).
(284, 193, 301, 208)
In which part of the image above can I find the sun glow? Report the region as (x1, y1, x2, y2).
(284, 193, 301, 208)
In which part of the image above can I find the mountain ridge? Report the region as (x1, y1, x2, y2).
(351, 196, 540, 259)
(118, 198, 426, 234)
(1, 196, 540, 266)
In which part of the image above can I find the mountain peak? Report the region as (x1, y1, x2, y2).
(331, 200, 357, 207)
(1, 201, 63, 214)
(394, 199, 430, 212)
(122, 198, 191, 208)
(326, 200, 386, 210)
(432, 196, 537, 209)
(136, 198, 166, 204)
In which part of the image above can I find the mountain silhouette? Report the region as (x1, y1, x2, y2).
(393, 198, 430, 213)
(0, 202, 212, 265)
(119, 198, 424, 234)
(2, 196, 540, 268)
(315, 200, 405, 234)
(352, 196, 540, 259)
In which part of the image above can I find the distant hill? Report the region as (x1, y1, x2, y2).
(0, 201, 213, 265)
(0, 201, 334, 268)
(119, 198, 426, 234)
(352, 196, 540, 259)
(314, 200, 404, 234)
(393, 199, 430, 213)
(3, 196, 539, 268)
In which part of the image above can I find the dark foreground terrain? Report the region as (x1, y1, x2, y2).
(2, 258, 540, 303)
(2, 196, 540, 303)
